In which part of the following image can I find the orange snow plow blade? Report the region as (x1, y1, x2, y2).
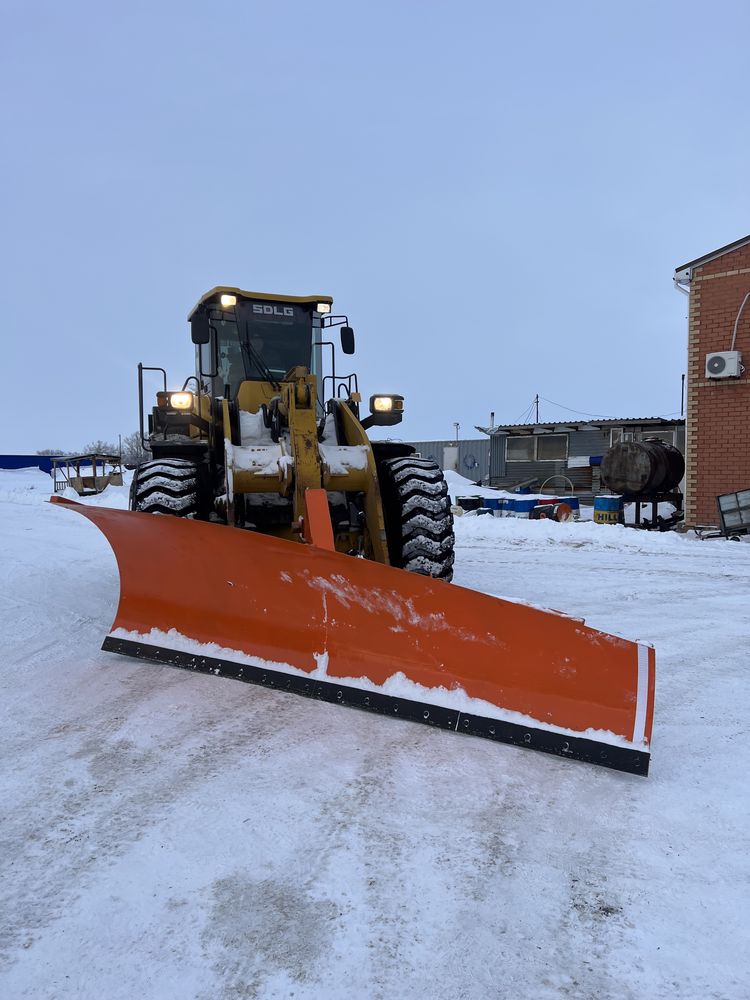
(51, 496, 655, 775)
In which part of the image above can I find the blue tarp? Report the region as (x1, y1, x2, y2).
(0, 455, 59, 474)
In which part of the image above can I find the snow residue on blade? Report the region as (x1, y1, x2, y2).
(312, 651, 329, 677)
(110, 627, 305, 676)
(304, 572, 487, 643)
(304, 569, 578, 633)
(108, 627, 646, 751)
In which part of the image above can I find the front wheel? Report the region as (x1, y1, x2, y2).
(129, 458, 208, 518)
(377, 457, 455, 581)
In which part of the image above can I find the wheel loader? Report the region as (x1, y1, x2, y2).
(52, 286, 655, 775)
(129, 287, 454, 580)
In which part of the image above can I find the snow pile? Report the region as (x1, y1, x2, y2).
(453, 508, 698, 552)
(443, 469, 506, 500)
(0, 467, 132, 509)
(444, 469, 576, 503)
(453, 506, 749, 551)
(0, 467, 57, 505)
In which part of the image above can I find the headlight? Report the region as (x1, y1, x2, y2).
(371, 395, 404, 413)
(169, 391, 193, 410)
(219, 293, 237, 308)
(316, 302, 331, 314)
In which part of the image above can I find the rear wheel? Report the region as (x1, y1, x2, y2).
(377, 457, 455, 581)
(130, 458, 207, 518)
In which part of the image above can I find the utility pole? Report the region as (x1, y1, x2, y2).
(534, 394, 539, 422)
(680, 374, 685, 417)
(453, 422, 460, 442)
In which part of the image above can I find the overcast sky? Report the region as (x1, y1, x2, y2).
(2, 0, 748, 452)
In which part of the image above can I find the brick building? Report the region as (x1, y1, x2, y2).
(675, 235, 750, 527)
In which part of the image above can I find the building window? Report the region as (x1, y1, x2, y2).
(636, 429, 675, 445)
(611, 427, 678, 446)
(611, 428, 636, 445)
(537, 434, 568, 461)
(506, 437, 535, 461)
(505, 434, 568, 461)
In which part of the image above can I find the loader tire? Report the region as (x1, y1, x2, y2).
(378, 457, 455, 582)
(130, 458, 207, 518)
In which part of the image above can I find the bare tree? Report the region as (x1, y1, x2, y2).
(81, 439, 119, 456)
(36, 448, 68, 456)
(120, 431, 149, 466)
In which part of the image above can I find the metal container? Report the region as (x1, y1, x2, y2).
(456, 496, 483, 511)
(594, 495, 624, 524)
(601, 440, 684, 496)
(530, 502, 573, 522)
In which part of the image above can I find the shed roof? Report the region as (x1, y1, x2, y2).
(476, 417, 684, 436)
(675, 233, 750, 282)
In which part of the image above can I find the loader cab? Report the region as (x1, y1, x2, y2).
(189, 287, 331, 401)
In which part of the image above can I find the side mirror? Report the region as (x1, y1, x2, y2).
(190, 312, 211, 345)
(340, 326, 355, 355)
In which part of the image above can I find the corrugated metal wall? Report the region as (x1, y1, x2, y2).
(490, 459, 593, 492)
(490, 435, 505, 479)
(407, 439, 490, 483)
(568, 430, 610, 457)
(487, 432, 601, 490)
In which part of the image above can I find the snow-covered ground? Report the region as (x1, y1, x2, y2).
(1, 467, 748, 999)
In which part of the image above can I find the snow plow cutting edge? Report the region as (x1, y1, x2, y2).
(51, 495, 655, 776)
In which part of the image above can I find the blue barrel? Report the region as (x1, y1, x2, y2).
(594, 495, 623, 524)
(594, 495, 623, 512)
(512, 497, 537, 514)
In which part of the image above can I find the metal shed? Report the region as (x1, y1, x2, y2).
(475, 419, 685, 496)
(406, 439, 490, 483)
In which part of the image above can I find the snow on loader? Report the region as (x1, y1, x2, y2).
(52, 286, 655, 775)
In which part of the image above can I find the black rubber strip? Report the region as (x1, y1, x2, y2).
(102, 637, 650, 776)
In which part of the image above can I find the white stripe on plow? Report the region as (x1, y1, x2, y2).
(633, 644, 650, 745)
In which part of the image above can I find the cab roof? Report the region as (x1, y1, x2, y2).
(188, 286, 333, 320)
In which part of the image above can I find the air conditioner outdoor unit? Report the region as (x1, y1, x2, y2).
(705, 351, 742, 378)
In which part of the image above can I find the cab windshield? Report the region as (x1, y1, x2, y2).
(212, 301, 314, 395)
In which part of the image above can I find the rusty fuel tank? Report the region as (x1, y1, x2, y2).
(601, 439, 684, 496)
